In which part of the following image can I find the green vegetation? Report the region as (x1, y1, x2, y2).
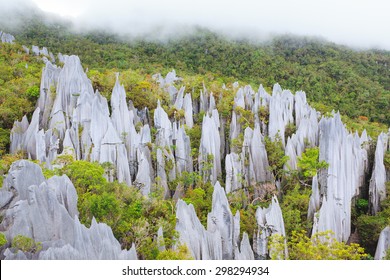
(59, 160, 178, 260)
(269, 231, 367, 260)
(297, 147, 328, 180)
(356, 182, 390, 256)
(0, 9, 389, 260)
(156, 244, 193, 260)
(0, 232, 7, 247)
(11, 235, 42, 254)
(264, 135, 289, 180)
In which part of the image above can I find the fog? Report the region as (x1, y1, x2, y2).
(1, 0, 390, 50)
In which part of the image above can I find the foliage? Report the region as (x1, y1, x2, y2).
(0, 128, 10, 156)
(357, 212, 389, 256)
(281, 185, 312, 239)
(0, 232, 7, 247)
(25, 85, 40, 102)
(3, 11, 390, 125)
(264, 135, 289, 180)
(284, 122, 296, 140)
(269, 231, 368, 260)
(156, 244, 193, 260)
(384, 150, 390, 170)
(59, 160, 177, 259)
(297, 147, 328, 179)
(0, 152, 24, 187)
(356, 182, 390, 255)
(385, 248, 390, 260)
(11, 235, 42, 254)
(183, 183, 213, 226)
(285, 230, 368, 260)
(355, 198, 369, 216)
(62, 160, 106, 193)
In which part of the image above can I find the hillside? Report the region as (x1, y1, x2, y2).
(1, 9, 389, 126)
(0, 10, 389, 261)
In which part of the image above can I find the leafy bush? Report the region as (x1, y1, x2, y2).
(156, 244, 193, 260)
(0, 232, 7, 247)
(269, 231, 367, 260)
(357, 214, 388, 256)
(11, 235, 42, 254)
(264, 135, 289, 180)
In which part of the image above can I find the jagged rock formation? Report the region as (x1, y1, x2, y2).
(6, 42, 390, 260)
(312, 113, 369, 242)
(0, 160, 137, 260)
(374, 226, 390, 260)
(199, 111, 221, 184)
(0, 31, 15, 43)
(253, 196, 287, 259)
(175, 181, 253, 260)
(369, 131, 389, 214)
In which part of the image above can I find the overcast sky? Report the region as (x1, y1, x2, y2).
(4, 0, 390, 50)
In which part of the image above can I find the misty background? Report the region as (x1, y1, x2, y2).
(1, 0, 390, 50)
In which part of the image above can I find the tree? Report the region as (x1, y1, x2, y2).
(269, 231, 368, 260)
(297, 147, 328, 179)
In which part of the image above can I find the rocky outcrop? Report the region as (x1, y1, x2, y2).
(175, 181, 253, 260)
(0, 31, 15, 43)
(374, 226, 390, 260)
(199, 111, 221, 184)
(313, 113, 368, 242)
(253, 196, 287, 259)
(0, 160, 137, 260)
(369, 132, 389, 214)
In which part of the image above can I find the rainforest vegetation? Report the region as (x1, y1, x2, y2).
(0, 8, 389, 260)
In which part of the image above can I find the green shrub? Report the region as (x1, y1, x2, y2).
(11, 235, 42, 253)
(0, 232, 7, 247)
(156, 244, 193, 260)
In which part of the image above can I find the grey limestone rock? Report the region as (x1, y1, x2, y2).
(0, 31, 15, 43)
(134, 150, 152, 196)
(31, 45, 40, 56)
(254, 196, 287, 259)
(10, 115, 29, 154)
(157, 227, 166, 251)
(314, 113, 368, 242)
(268, 87, 294, 145)
(175, 199, 210, 260)
(174, 125, 193, 176)
(199, 111, 221, 184)
(307, 175, 320, 221)
(183, 93, 194, 128)
(225, 152, 242, 194)
(207, 182, 236, 259)
(0, 160, 137, 260)
(22, 45, 30, 54)
(176, 181, 253, 260)
(369, 132, 389, 214)
(236, 232, 254, 260)
(374, 226, 390, 260)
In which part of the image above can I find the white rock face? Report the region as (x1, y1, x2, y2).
(369, 132, 389, 214)
(0, 31, 15, 43)
(175, 181, 253, 260)
(313, 113, 368, 242)
(268, 87, 294, 145)
(225, 153, 242, 193)
(0, 160, 137, 260)
(199, 112, 221, 184)
(254, 196, 287, 259)
(374, 226, 390, 260)
(183, 93, 194, 128)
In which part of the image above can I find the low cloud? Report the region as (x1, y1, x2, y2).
(1, 0, 390, 50)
